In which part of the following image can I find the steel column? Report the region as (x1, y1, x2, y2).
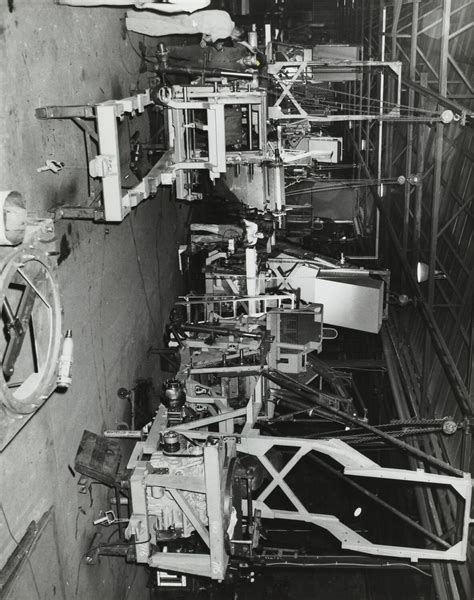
(346, 126, 471, 416)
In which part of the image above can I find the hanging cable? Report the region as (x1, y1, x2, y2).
(263, 369, 464, 477)
(282, 80, 443, 115)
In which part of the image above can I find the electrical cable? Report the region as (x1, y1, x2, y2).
(268, 69, 444, 117)
(267, 406, 321, 423)
(282, 81, 442, 115)
(191, 225, 243, 243)
(96, 227, 109, 425)
(122, 566, 139, 600)
(129, 215, 160, 338)
(118, 40, 143, 78)
(262, 560, 432, 578)
(284, 180, 396, 194)
(75, 534, 152, 596)
(293, 96, 387, 115)
(87, 534, 152, 554)
(278, 89, 446, 121)
(0, 502, 42, 600)
(154, 189, 165, 328)
(284, 185, 375, 197)
(126, 32, 157, 66)
(341, 427, 447, 446)
(310, 83, 442, 115)
(304, 418, 449, 441)
(283, 174, 398, 192)
(296, 96, 439, 120)
(265, 369, 464, 477)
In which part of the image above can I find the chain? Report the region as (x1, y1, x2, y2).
(347, 427, 445, 446)
(388, 417, 450, 427)
(305, 418, 458, 442)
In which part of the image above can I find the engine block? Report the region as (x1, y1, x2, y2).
(147, 450, 207, 541)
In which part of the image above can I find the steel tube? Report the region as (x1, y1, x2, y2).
(263, 369, 464, 476)
(403, 79, 472, 120)
(183, 324, 262, 339)
(308, 452, 450, 549)
(160, 65, 252, 79)
(380, 325, 408, 418)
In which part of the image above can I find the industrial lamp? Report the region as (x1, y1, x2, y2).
(416, 261, 447, 283)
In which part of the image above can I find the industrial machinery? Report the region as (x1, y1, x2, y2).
(75, 299, 472, 589)
(31, 19, 473, 596)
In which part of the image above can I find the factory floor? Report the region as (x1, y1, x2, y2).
(0, 2, 188, 598)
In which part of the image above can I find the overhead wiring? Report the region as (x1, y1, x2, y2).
(323, 86, 442, 115)
(286, 81, 443, 115)
(292, 96, 444, 121)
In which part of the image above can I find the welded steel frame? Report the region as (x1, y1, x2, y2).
(35, 91, 166, 222)
(171, 382, 473, 564)
(124, 368, 473, 582)
(237, 435, 472, 562)
(174, 292, 297, 323)
(160, 85, 270, 201)
(346, 125, 471, 416)
(355, 1, 474, 597)
(127, 433, 237, 581)
(350, 0, 473, 412)
(36, 86, 275, 219)
(268, 58, 403, 259)
(380, 0, 473, 416)
(268, 60, 402, 122)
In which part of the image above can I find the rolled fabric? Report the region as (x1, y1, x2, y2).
(57, 0, 210, 12)
(138, 0, 210, 12)
(126, 9, 235, 42)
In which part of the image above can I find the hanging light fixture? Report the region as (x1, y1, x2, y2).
(416, 262, 447, 283)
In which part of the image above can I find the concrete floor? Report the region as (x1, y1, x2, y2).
(0, 1, 188, 598)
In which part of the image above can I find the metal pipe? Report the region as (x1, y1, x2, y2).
(401, 1, 418, 259)
(246, 477, 253, 534)
(381, 308, 454, 600)
(114, 486, 124, 539)
(413, 72, 428, 260)
(307, 452, 450, 549)
(183, 324, 262, 339)
(159, 65, 252, 79)
(377, 5, 386, 199)
(248, 104, 253, 151)
(263, 369, 464, 476)
(402, 78, 471, 121)
(257, 553, 432, 570)
(381, 324, 416, 418)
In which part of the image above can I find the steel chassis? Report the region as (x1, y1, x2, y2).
(125, 373, 473, 581)
(36, 84, 274, 221)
